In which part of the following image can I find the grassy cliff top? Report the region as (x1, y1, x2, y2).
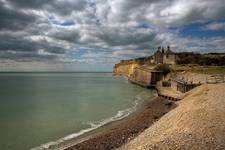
(170, 64, 225, 74)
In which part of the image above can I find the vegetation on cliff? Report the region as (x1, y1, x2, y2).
(176, 52, 225, 66)
(115, 52, 225, 67)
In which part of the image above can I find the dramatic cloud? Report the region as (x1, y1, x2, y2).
(0, 0, 225, 71)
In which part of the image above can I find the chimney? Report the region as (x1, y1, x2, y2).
(158, 46, 161, 51)
(162, 47, 165, 53)
(167, 45, 170, 51)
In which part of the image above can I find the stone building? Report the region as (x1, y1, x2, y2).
(170, 78, 201, 93)
(153, 47, 164, 64)
(129, 65, 164, 87)
(153, 46, 176, 64)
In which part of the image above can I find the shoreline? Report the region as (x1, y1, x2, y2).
(58, 96, 176, 150)
(33, 91, 158, 150)
(32, 76, 158, 150)
(118, 83, 225, 150)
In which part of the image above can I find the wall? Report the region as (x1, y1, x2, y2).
(151, 72, 164, 85)
(163, 54, 176, 64)
(171, 78, 201, 93)
(114, 61, 165, 87)
(154, 51, 163, 64)
(132, 68, 151, 85)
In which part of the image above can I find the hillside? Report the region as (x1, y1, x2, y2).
(114, 52, 225, 69)
(113, 52, 225, 150)
(117, 83, 225, 150)
(176, 52, 225, 65)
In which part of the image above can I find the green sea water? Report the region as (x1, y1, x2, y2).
(0, 72, 154, 150)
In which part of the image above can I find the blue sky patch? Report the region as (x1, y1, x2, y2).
(179, 20, 225, 38)
(48, 16, 75, 26)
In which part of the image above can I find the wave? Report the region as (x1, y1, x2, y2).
(31, 91, 155, 150)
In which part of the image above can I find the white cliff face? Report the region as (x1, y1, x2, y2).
(113, 62, 140, 77)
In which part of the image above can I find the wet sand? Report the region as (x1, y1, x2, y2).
(61, 97, 176, 150)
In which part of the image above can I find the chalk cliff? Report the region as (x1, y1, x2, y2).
(113, 56, 154, 76)
(113, 60, 140, 77)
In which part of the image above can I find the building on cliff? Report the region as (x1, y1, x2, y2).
(153, 46, 177, 64)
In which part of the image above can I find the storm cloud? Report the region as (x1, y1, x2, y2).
(0, 0, 225, 71)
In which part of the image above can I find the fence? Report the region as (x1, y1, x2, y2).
(206, 74, 224, 84)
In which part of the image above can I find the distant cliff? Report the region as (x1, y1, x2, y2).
(114, 52, 225, 75)
(113, 56, 153, 77)
(113, 60, 140, 77)
(113, 56, 170, 88)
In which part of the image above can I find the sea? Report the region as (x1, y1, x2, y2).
(0, 72, 155, 150)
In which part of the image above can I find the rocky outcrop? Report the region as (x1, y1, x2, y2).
(113, 59, 170, 88)
(113, 60, 140, 77)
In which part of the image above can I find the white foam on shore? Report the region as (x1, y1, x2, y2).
(31, 91, 155, 150)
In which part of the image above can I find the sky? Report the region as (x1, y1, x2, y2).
(0, 0, 225, 72)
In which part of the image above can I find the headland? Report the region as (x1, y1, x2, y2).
(62, 47, 225, 150)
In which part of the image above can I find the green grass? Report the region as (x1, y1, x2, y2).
(170, 64, 225, 74)
(192, 66, 225, 74)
